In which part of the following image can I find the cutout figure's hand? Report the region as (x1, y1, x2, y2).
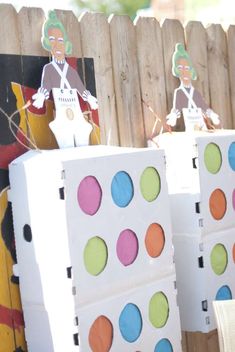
(32, 88, 49, 109)
(206, 109, 220, 125)
(166, 109, 180, 126)
(82, 90, 98, 110)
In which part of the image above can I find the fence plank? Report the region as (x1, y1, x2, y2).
(185, 330, 219, 352)
(109, 15, 145, 147)
(79, 12, 119, 146)
(161, 18, 185, 130)
(135, 16, 167, 138)
(18, 7, 46, 56)
(207, 24, 232, 128)
(185, 21, 210, 106)
(227, 25, 235, 128)
(0, 4, 20, 54)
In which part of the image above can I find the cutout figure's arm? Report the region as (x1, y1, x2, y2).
(72, 67, 98, 110)
(32, 65, 51, 109)
(194, 90, 220, 125)
(166, 89, 181, 126)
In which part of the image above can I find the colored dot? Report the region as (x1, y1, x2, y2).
(154, 338, 173, 352)
(88, 316, 113, 352)
(204, 143, 222, 174)
(209, 189, 227, 220)
(232, 190, 235, 210)
(228, 142, 235, 171)
(216, 285, 232, 300)
(111, 171, 134, 207)
(23, 224, 32, 242)
(233, 244, 235, 263)
(145, 223, 165, 258)
(77, 176, 102, 215)
(140, 167, 161, 202)
(149, 292, 169, 328)
(116, 229, 138, 266)
(210, 243, 228, 275)
(84, 237, 108, 276)
(119, 303, 142, 342)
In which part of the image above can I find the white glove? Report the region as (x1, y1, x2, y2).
(32, 88, 49, 109)
(206, 109, 220, 125)
(166, 109, 181, 127)
(82, 90, 98, 110)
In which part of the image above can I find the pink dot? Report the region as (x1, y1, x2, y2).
(77, 176, 102, 215)
(116, 229, 138, 266)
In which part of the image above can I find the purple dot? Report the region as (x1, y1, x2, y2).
(77, 176, 102, 215)
(116, 229, 138, 266)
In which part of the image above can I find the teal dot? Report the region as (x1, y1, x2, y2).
(228, 142, 235, 171)
(216, 285, 232, 300)
(155, 338, 173, 352)
(111, 171, 134, 207)
(119, 303, 142, 342)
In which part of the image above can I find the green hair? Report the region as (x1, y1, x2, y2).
(172, 43, 197, 80)
(41, 10, 72, 55)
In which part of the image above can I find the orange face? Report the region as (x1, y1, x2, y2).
(177, 58, 192, 86)
(48, 27, 65, 61)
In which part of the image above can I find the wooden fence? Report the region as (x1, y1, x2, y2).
(1, 3, 235, 351)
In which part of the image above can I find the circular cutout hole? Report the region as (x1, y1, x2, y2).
(119, 303, 142, 343)
(204, 143, 222, 174)
(84, 237, 108, 276)
(77, 176, 102, 215)
(228, 142, 235, 171)
(149, 292, 169, 328)
(116, 229, 138, 266)
(216, 285, 232, 300)
(23, 224, 32, 242)
(111, 171, 134, 207)
(210, 243, 228, 275)
(154, 338, 173, 352)
(145, 223, 165, 258)
(209, 189, 227, 220)
(140, 167, 161, 202)
(88, 315, 113, 352)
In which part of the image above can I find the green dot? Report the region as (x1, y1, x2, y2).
(204, 143, 222, 174)
(84, 237, 108, 276)
(210, 244, 228, 275)
(149, 292, 169, 328)
(140, 167, 161, 202)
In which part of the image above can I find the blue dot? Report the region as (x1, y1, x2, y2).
(228, 142, 235, 171)
(119, 303, 142, 342)
(216, 285, 232, 300)
(111, 171, 134, 207)
(155, 338, 173, 352)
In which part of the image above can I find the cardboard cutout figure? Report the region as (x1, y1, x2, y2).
(32, 11, 98, 148)
(166, 43, 220, 131)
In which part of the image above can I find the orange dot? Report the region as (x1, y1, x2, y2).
(145, 223, 165, 258)
(88, 316, 113, 352)
(209, 189, 227, 220)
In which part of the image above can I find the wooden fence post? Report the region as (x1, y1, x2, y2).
(135, 16, 167, 138)
(207, 24, 232, 128)
(185, 21, 210, 107)
(227, 25, 235, 128)
(79, 12, 119, 146)
(109, 14, 145, 147)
